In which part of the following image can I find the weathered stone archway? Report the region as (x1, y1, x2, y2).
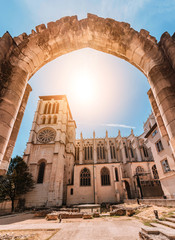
(0, 13, 175, 174)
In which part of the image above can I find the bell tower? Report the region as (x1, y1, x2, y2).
(23, 95, 76, 207)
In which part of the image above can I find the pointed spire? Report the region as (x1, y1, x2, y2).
(131, 128, 134, 135)
(118, 129, 121, 137)
(106, 130, 108, 138)
(80, 132, 83, 140)
(93, 131, 95, 139)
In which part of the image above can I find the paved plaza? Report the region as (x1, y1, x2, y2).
(0, 213, 143, 239)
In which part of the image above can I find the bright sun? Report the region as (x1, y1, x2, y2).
(72, 69, 96, 104)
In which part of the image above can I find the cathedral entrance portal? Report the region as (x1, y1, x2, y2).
(124, 180, 131, 199)
(0, 13, 175, 174)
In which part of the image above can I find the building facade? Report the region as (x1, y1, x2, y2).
(24, 95, 164, 207)
(143, 113, 175, 199)
(23, 95, 76, 206)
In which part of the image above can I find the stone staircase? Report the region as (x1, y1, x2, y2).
(139, 213, 175, 239)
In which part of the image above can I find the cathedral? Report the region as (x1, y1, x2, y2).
(23, 95, 164, 207)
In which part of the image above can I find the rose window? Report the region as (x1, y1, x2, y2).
(37, 128, 56, 143)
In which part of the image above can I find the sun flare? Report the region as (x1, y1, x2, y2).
(72, 70, 96, 104)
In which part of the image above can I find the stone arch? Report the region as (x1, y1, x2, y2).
(0, 13, 175, 173)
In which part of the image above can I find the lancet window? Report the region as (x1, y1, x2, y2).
(110, 142, 116, 159)
(56, 103, 59, 113)
(37, 161, 46, 184)
(84, 143, 93, 160)
(48, 116, 51, 124)
(80, 168, 91, 186)
(101, 167, 110, 186)
(130, 146, 134, 158)
(75, 146, 80, 161)
(52, 103, 56, 114)
(152, 164, 159, 179)
(53, 115, 57, 124)
(143, 146, 149, 157)
(115, 168, 119, 181)
(44, 103, 48, 114)
(124, 144, 128, 158)
(97, 142, 105, 160)
(42, 116, 46, 124)
(47, 103, 51, 114)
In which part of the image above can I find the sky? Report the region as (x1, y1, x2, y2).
(0, 0, 175, 157)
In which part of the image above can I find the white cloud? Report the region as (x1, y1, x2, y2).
(101, 123, 136, 129)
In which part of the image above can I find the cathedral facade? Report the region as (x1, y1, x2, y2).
(23, 95, 163, 207)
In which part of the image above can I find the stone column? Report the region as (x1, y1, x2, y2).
(79, 132, 83, 164)
(147, 89, 169, 141)
(0, 64, 29, 172)
(93, 165, 98, 204)
(0, 84, 31, 175)
(148, 58, 175, 156)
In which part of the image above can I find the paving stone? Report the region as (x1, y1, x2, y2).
(150, 223, 175, 239)
(157, 221, 175, 229)
(141, 226, 160, 235)
(165, 218, 175, 223)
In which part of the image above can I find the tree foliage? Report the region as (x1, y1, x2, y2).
(0, 156, 35, 212)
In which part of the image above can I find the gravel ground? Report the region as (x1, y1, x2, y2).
(0, 205, 174, 240)
(0, 213, 143, 240)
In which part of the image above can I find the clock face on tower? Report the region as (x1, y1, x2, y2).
(37, 128, 56, 144)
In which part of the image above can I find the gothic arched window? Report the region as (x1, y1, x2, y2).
(136, 166, 144, 174)
(143, 146, 149, 157)
(56, 103, 59, 113)
(47, 103, 51, 114)
(42, 116, 46, 124)
(48, 116, 51, 124)
(152, 164, 159, 179)
(53, 115, 57, 124)
(37, 162, 46, 184)
(110, 145, 116, 159)
(130, 147, 134, 158)
(97, 144, 105, 160)
(52, 103, 56, 114)
(44, 103, 48, 114)
(101, 167, 110, 186)
(115, 168, 119, 181)
(124, 145, 128, 158)
(84, 146, 93, 160)
(80, 168, 91, 186)
(75, 146, 80, 161)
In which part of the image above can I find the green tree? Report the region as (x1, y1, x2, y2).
(0, 156, 35, 212)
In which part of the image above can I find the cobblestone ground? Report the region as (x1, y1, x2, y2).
(0, 213, 143, 240)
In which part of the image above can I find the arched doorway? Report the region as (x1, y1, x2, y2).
(0, 13, 175, 173)
(124, 180, 131, 199)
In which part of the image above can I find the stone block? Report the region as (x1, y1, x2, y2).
(34, 210, 51, 217)
(140, 29, 149, 37)
(110, 208, 126, 216)
(83, 213, 93, 219)
(35, 24, 46, 33)
(126, 209, 136, 217)
(46, 212, 58, 220)
(93, 212, 100, 217)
